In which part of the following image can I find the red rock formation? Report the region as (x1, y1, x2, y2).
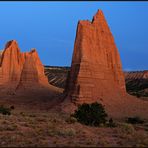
(63, 10, 148, 119)
(0, 40, 62, 110)
(0, 40, 51, 92)
(18, 49, 49, 88)
(65, 10, 126, 104)
(0, 40, 23, 90)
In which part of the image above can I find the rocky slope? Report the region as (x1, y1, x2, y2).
(44, 66, 69, 89)
(124, 71, 148, 97)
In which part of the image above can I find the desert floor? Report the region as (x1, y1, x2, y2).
(0, 85, 147, 147)
(0, 108, 147, 147)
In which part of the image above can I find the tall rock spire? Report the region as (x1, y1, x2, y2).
(65, 9, 126, 104)
(0, 40, 23, 88)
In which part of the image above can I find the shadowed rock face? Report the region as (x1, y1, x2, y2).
(0, 40, 50, 92)
(0, 50, 3, 64)
(65, 10, 126, 104)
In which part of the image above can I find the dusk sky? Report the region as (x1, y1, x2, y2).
(0, 2, 147, 71)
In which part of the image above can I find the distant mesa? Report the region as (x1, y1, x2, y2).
(124, 71, 148, 97)
(143, 71, 148, 79)
(125, 70, 148, 80)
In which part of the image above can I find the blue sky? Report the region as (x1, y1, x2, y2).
(0, 2, 147, 70)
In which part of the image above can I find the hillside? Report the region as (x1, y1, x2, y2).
(124, 71, 148, 98)
(44, 66, 70, 89)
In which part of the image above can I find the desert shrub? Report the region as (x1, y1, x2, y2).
(65, 116, 77, 124)
(126, 116, 144, 124)
(0, 105, 11, 115)
(119, 123, 135, 134)
(20, 112, 26, 116)
(0, 120, 18, 131)
(47, 127, 76, 137)
(56, 128, 76, 137)
(29, 114, 36, 117)
(10, 105, 15, 110)
(73, 102, 108, 126)
(136, 93, 140, 98)
(107, 118, 117, 127)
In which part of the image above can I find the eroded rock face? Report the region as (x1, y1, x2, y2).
(65, 10, 126, 104)
(0, 40, 49, 92)
(18, 49, 49, 88)
(0, 50, 3, 63)
(63, 10, 148, 119)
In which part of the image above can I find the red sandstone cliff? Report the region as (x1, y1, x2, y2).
(18, 49, 49, 88)
(0, 40, 57, 93)
(63, 10, 148, 119)
(0, 40, 62, 110)
(65, 10, 125, 104)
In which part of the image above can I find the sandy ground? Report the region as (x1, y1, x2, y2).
(0, 85, 147, 147)
(0, 109, 147, 147)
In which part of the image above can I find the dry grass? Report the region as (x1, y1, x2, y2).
(0, 110, 147, 147)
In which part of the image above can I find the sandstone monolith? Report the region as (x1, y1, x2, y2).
(65, 10, 125, 104)
(63, 10, 148, 119)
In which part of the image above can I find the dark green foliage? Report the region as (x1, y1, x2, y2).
(107, 118, 117, 127)
(65, 116, 77, 124)
(73, 102, 108, 126)
(10, 106, 15, 110)
(0, 105, 11, 115)
(127, 116, 144, 124)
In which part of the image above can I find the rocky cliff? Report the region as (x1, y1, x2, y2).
(65, 10, 125, 104)
(62, 10, 148, 119)
(0, 40, 57, 93)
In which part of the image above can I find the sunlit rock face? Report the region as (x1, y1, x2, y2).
(0, 40, 49, 92)
(63, 10, 148, 119)
(65, 10, 126, 104)
(18, 49, 49, 88)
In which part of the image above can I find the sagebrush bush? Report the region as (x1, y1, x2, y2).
(72, 102, 108, 126)
(119, 123, 135, 134)
(56, 128, 76, 137)
(66, 116, 77, 124)
(0, 105, 11, 115)
(127, 116, 144, 124)
(107, 118, 117, 127)
(10, 106, 15, 110)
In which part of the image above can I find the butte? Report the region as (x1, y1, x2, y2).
(0, 40, 62, 110)
(62, 10, 148, 119)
